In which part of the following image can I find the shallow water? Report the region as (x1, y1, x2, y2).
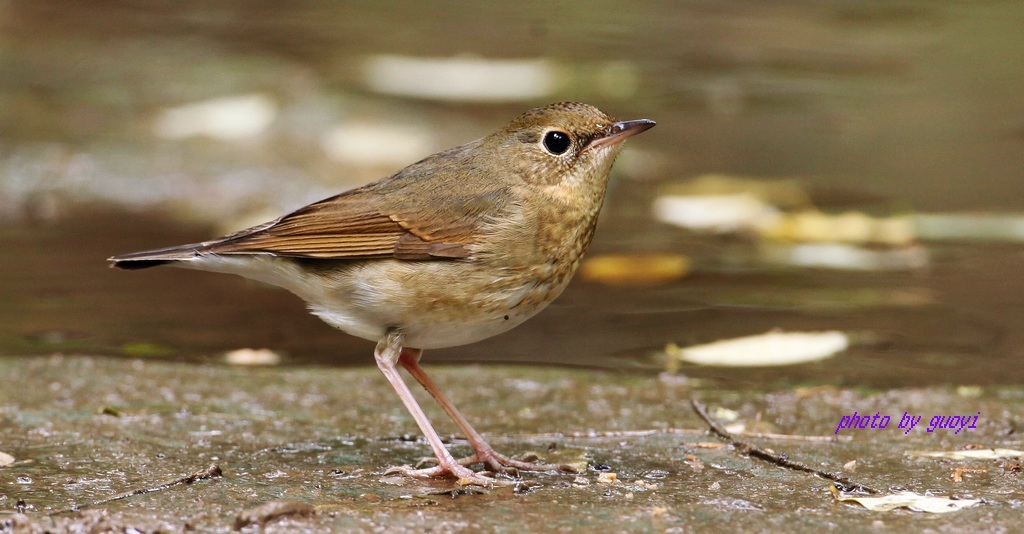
(4, 207, 1024, 390)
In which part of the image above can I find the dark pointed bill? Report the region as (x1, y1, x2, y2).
(589, 119, 656, 149)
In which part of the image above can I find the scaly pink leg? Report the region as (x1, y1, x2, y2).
(398, 348, 558, 475)
(373, 330, 500, 486)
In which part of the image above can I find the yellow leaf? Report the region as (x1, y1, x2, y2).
(580, 254, 689, 286)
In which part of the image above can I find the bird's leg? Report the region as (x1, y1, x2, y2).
(398, 348, 556, 475)
(373, 330, 501, 486)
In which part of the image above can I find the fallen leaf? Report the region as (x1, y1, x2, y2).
(224, 348, 282, 366)
(580, 254, 689, 286)
(666, 330, 849, 367)
(762, 210, 917, 246)
(363, 55, 556, 102)
(760, 242, 928, 271)
(154, 93, 276, 141)
(908, 448, 1024, 460)
(321, 120, 435, 167)
(832, 488, 981, 513)
(652, 193, 780, 233)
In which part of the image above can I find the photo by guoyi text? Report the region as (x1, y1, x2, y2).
(834, 411, 981, 435)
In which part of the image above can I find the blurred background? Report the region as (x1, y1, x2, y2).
(2, 1, 1023, 387)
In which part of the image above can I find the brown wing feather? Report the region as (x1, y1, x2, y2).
(206, 188, 478, 261)
(389, 188, 505, 258)
(204, 141, 504, 261)
(205, 191, 406, 259)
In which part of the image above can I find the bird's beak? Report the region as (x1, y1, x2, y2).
(589, 119, 656, 149)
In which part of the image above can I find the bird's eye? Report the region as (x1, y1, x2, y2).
(542, 130, 571, 155)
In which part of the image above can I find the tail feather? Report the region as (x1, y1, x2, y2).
(108, 243, 204, 270)
(110, 217, 281, 270)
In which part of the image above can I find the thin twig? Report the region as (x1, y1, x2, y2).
(690, 397, 879, 494)
(517, 428, 850, 442)
(53, 463, 223, 514)
(741, 431, 851, 443)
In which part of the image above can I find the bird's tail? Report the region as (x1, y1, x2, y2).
(108, 243, 205, 270)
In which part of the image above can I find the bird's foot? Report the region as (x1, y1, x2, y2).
(385, 462, 512, 487)
(416, 449, 576, 476)
(456, 450, 563, 476)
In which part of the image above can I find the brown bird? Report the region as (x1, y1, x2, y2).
(109, 102, 655, 485)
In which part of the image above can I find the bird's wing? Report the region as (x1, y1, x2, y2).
(207, 185, 497, 260)
(110, 139, 505, 266)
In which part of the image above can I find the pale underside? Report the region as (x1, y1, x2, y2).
(173, 253, 564, 349)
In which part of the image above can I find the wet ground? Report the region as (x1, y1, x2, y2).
(2, 1, 1024, 531)
(3, 356, 1023, 532)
